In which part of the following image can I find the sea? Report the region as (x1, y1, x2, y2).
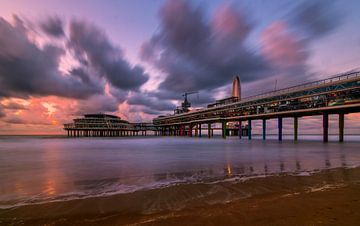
(0, 135, 360, 209)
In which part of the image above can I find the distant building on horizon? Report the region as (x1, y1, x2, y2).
(207, 75, 241, 108)
(232, 76, 241, 100)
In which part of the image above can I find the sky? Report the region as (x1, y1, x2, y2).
(0, 0, 360, 134)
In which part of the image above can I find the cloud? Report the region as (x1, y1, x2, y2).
(140, 0, 270, 94)
(212, 4, 252, 44)
(261, 21, 308, 69)
(292, 0, 342, 40)
(75, 94, 119, 115)
(0, 16, 103, 99)
(40, 16, 65, 37)
(68, 20, 149, 91)
(127, 92, 176, 112)
(141, 0, 345, 107)
(2, 117, 26, 124)
(1, 101, 27, 110)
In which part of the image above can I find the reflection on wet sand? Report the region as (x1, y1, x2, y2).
(1, 167, 360, 226)
(0, 137, 359, 210)
(222, 146, 348, 179)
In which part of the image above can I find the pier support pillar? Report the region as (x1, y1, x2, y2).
(195, 124, 198, 137)
(199, 124, 202, 137)
(239, 121, 242, 139)
(248, 119, 252, 140)
(262, 119, 266, 140)
(278, 117, 283, 141)
(323, 113, 329, 142)
(189, 124, 193, 137)
(294, 117, 298, 141)
(208, 123, 211, 138)
(222, 121, 227, 139)
(339, 113, 344, 142)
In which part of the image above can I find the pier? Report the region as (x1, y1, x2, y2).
(153, 71, 360, 142)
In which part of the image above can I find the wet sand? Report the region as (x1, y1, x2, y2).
(1, 167, 360, 225)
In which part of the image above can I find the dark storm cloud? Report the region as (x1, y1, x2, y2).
(292, 0, 342, 40)
(68, 20, 149, 91)
(127, 92, 176, 112)
(40, 16, 65, 37)
(140, 0, 346, 110)
(0, 16, 103, 99)
(140, 108, 163, 116)
(127, 88, 215, 115)
(75, 94, 119, 115)
(148, 89, 215, 106)
(140, 0, 269, 93)
(186, 92, 216, 106)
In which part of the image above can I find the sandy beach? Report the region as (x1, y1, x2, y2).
(1, 167, 359, 225)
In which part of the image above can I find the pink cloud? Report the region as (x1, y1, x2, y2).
(212, 4, 250, 42)
(261, 21, 307, 68)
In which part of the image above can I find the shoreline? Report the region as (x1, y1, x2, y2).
(1, 167, 360, 225)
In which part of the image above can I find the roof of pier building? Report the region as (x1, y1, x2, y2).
(84, 113, 121, 119)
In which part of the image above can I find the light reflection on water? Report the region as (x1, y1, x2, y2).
(0, 136, 359, 207)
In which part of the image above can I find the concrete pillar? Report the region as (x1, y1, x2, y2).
(239, 121, 242, 139)
(222, 121, 227, 139)
(248, 119, 252, 140)
(189, 124, 193, 137)
(262, 119, 266, 140)
(199, 124, 202, 137)
(339, 113, 344, 142)
(323, 113, 329, 142)
(294, 117, 298, 141)
(208, 123, 211, 138)
(278, 117, 283, 141)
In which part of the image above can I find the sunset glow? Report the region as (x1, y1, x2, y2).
(1, 0, 360, 134)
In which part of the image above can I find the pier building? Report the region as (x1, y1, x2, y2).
(64, 113, 156, 137)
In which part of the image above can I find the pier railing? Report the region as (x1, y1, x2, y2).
(241, 71, 360, 103)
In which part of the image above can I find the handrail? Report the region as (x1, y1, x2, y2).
(241, 71, 360, 102)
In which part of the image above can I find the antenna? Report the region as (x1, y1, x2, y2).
(274, 79, 278, 91)
(179, 91, 199, 113)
